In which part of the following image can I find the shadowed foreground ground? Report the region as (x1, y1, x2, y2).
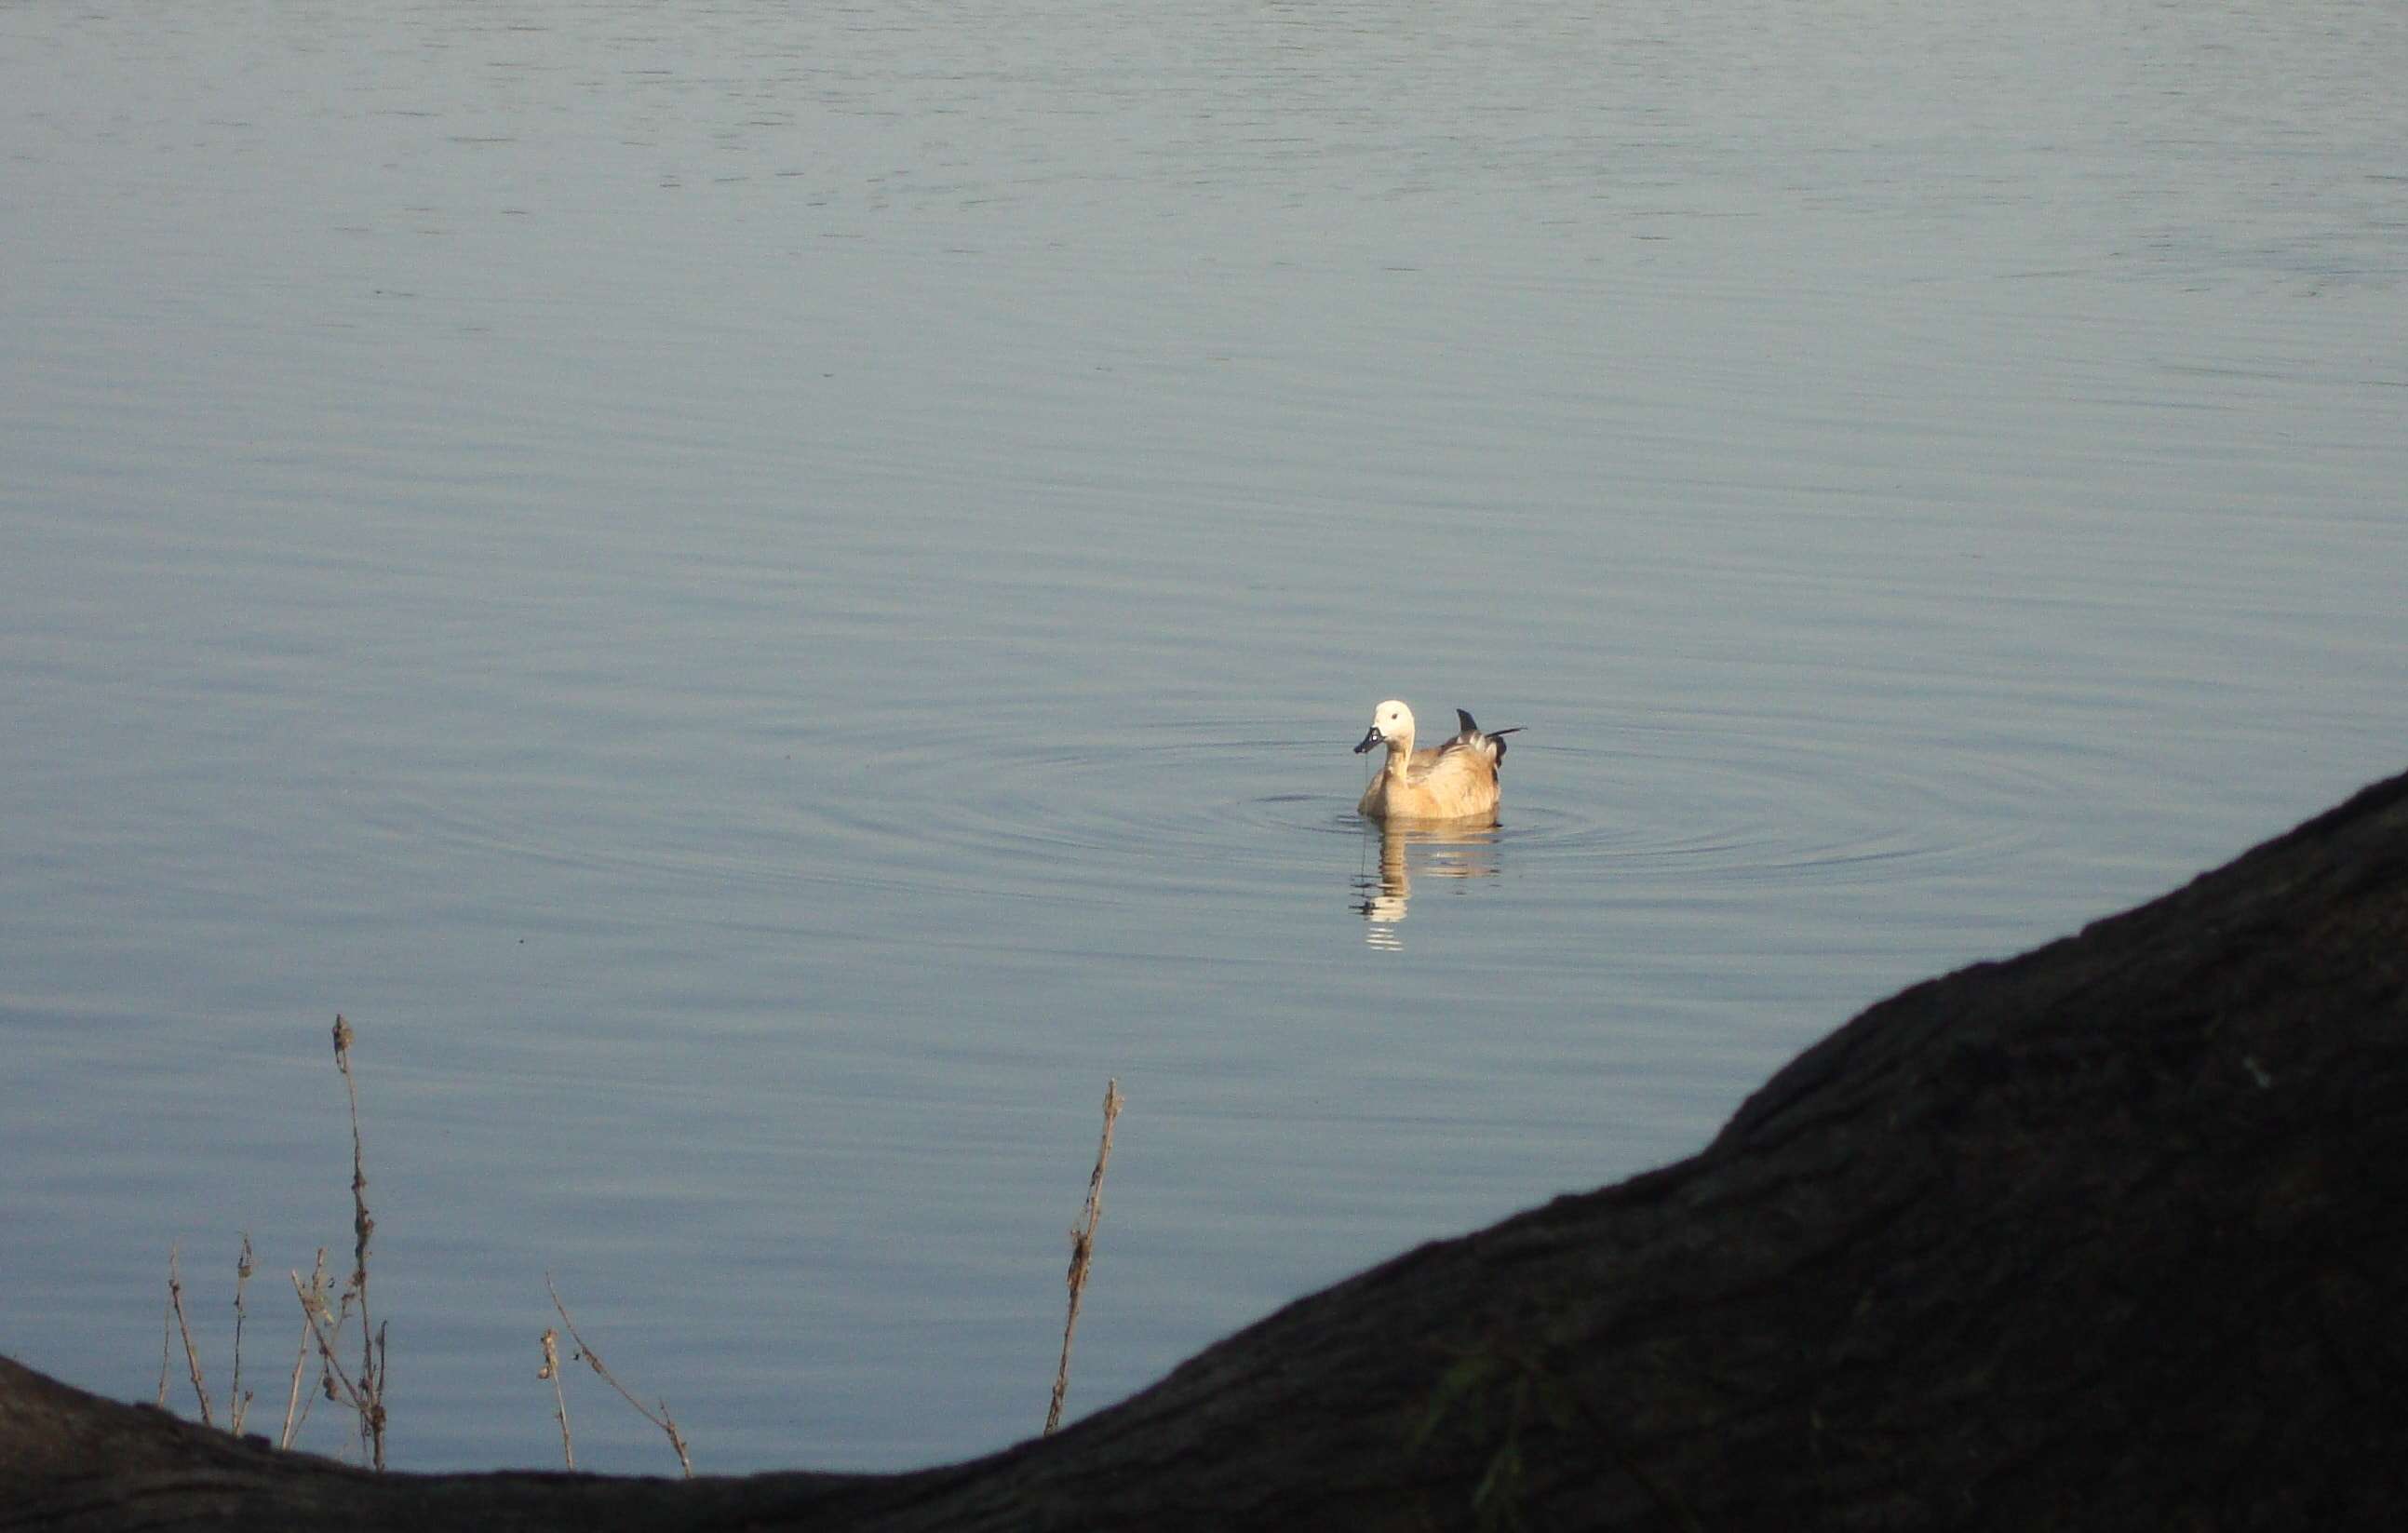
(7, 768, 2406, 1531)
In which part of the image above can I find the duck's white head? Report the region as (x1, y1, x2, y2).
(1353, 699, 1416, 755)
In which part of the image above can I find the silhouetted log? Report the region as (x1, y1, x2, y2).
(7, 769, 2407, 1531)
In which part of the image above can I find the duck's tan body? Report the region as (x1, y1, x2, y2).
(1354, 703, 1513, 822)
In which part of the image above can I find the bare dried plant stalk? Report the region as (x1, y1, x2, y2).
(538, 1326, 575, 1470)
(545, 1274, 691, 1476)
(320, 1288, 356, 1423)
(281, 1248, 329, 1450)
(167, 1243, 216, 1428)
(156, 1287, 173, 1408)
(229, 1232, 255, 1434)
(331, 1014, 387, 1470)
(1046, 1078, 1123, 1435)
(289, 1268, 370, 1422)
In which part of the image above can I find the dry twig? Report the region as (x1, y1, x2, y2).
(229, 1232, 255, 1434)
(545, 1275, 691, 1476)
(289, 1268, 370, 1420)
(538, 1326, 575, 1470)
(167, 1243, 215, 1428)
(332, 1015, 387, 1469)
(1046, 1078, 1123, 1435)
(281, 1248, 329, 1450)
(155, 1286, 173, 1408)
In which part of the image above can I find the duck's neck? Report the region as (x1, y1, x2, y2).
(1384, 733, 1416, 779)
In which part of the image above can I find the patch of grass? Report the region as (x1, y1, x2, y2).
(150, 1022, 1133, 1472)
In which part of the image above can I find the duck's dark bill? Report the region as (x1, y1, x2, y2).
(1353, 726, 1382, 754)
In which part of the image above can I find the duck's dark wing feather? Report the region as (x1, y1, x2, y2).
(1436, 709, 1524, 763)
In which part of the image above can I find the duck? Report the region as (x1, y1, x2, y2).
(1352, 700, 1521, 822)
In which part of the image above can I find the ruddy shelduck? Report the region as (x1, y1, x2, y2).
(1352, 700, 1521, 821)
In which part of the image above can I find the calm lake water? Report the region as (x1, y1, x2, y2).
(5, 0, 2403, 1474)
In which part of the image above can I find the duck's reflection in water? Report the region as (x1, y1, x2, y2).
(1353, 816, 1501, 948)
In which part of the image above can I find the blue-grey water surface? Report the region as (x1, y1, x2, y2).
(5, 0, 2405, 1472)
